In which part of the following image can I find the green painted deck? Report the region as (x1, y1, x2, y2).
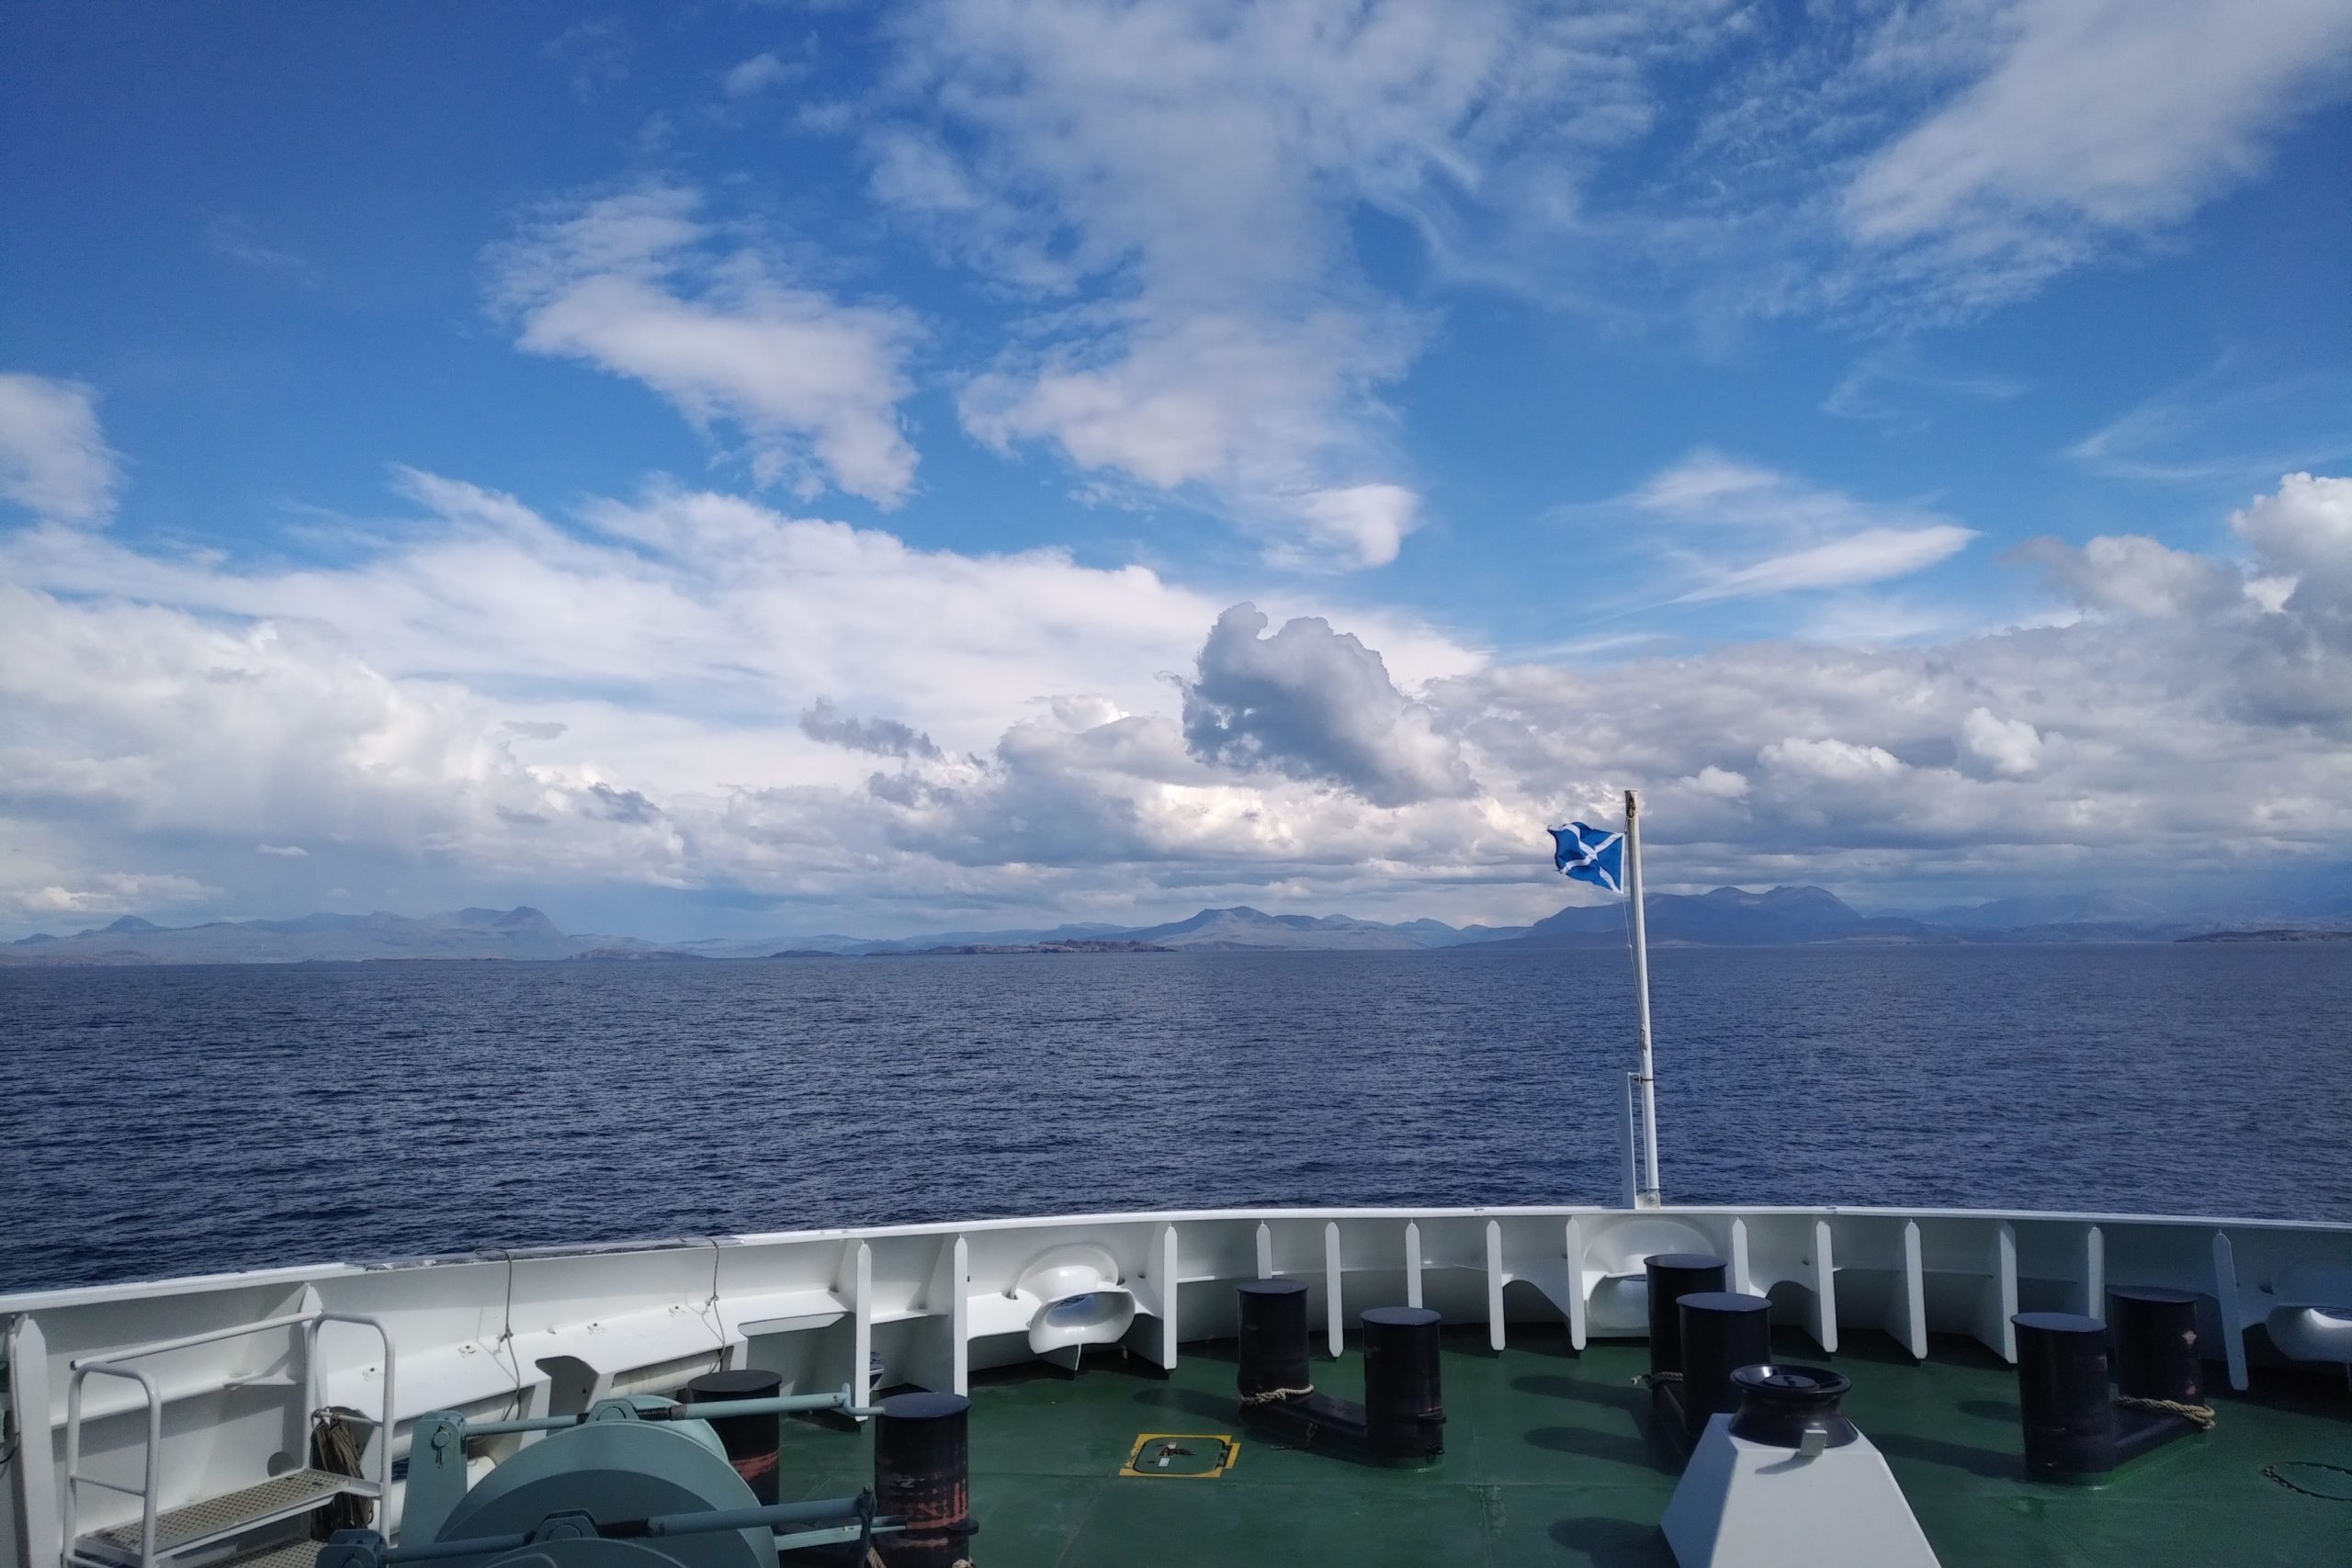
(773, 1330, 2351, 1566)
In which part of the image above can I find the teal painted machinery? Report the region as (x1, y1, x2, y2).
(318, 1389, 946, 1568)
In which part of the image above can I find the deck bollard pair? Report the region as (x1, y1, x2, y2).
(1644, 1252, 1774, 1457)
(1235, 1280, 1445, 1460)
(680, 1371, 976, 1565)
(2014, 1286, 2212, 1481)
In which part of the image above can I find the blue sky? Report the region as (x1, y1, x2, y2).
(4, 1, 2351, 939)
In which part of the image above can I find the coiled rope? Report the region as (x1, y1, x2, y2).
(1634, 1371, 1682, 1390)
(308, 1409, 375, 1537)
(2116, 1395, 2216, 1430)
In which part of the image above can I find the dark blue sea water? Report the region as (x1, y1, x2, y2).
(4, 945, 2347, 1293)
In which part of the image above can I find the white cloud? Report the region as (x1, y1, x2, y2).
(1683, 764, 1749, 799)
(1844, 0, 2352, 300)
(256, 843, 309, 858)
(2014, 533, 2243, 619)
(0, 373, 119, 524)
(872, 0, 1668, 567)
(488, 186, 922, 505)
(1182, 603, 1476, 806)
(1957, 707, 2045, 779)
(5, 469, 2350, 933)
(1678, 525, 1977, 603)
(2231, 471, 2352, 647)
(1626, 453, 1977, 603)
(1758, 736, 1906, 784)
(722, 52, 797, 97)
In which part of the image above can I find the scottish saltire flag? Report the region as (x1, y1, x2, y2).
(1548, 822, 1624, 893)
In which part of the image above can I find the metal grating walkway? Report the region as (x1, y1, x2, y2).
(78, 1471, 355, 1565)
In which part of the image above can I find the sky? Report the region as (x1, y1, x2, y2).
(3, 0, 2350, 941)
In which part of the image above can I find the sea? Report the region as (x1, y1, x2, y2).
(3, 944, 2347, 1293)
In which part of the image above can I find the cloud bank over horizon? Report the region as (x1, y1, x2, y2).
(5, 438, 2346, 936)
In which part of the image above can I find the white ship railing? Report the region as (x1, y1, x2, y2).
(5, 1203, 2348, 1568)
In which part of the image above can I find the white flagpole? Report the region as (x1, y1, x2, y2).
(1624, 787, 1663, 1206)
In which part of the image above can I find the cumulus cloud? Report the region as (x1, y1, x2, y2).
(488, 186, 922, 505)
(799, 699, 944, 761)
(2014, 533, 2244, 619)
(2231, 472, 2352, 645)
(1957, 708, 2045, 779)
(0, 373, 119, 524)
(1182, 604, 1476, 807)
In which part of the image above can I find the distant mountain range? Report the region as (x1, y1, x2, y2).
(7, 886, 2346, 965)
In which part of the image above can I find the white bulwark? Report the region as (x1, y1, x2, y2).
(6, 1203, 2350, 1568)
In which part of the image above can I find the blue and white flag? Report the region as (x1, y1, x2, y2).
(1548, 822, 1623, 894)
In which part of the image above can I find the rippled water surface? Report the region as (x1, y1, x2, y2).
(5, 945, 2347, 1292)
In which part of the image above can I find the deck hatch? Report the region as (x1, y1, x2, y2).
(1119, 1433, 1238, 1478)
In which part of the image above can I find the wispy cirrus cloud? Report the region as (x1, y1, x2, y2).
(1674, 525, 1979, 604)
(204, 214, 317, 286)
(1822, 348, 2029, 429)
(486, 185, 922, 506)
(2067, 363, 2352, 483)
(1841, 0, 2352, 307)
(1623, 452, 1977, 604)
(864, 0, 1686, 568)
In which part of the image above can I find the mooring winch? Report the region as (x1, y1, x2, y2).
(319, 1386, 975, 1568)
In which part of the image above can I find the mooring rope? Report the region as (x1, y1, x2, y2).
(308, 1409, 376, 1537)
(2116, 1395, 2216, 1430)
(1239, 1384, 1315, 1406)
(1634, 1371, 1682, 1389)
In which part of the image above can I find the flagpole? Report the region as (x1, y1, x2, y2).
(1624, 787, 1662, 1206)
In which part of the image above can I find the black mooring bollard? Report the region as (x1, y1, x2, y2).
(1645, 1253, 1729, 1381)
(1237, 1280, 1313, 1401)
(2109, 1287, 2202, 1404)
(1361, 1306, 1444, 1460)
(1678, 1292, 1773, 1432)
(680, 1369, 784, 1505)
(873, 1392, 973, 1568)
(2014, 1312, 2115, 1480)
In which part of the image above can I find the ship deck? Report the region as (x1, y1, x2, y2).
(771, 1328, 2349, 1567)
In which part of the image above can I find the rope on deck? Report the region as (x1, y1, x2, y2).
(1633, 1371, 1682, 1389)
(2116, 1395, 2216, 1430)
(308, 1410, 375, 1538)
(1239, 1385, 1315, 1406)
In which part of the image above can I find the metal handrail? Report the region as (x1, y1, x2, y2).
(67, 1311, 319, 1371)
(60, 1309, 398, 1567)
(62, 1363, 164, 1567)
(302, 1314, 397, 1495)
